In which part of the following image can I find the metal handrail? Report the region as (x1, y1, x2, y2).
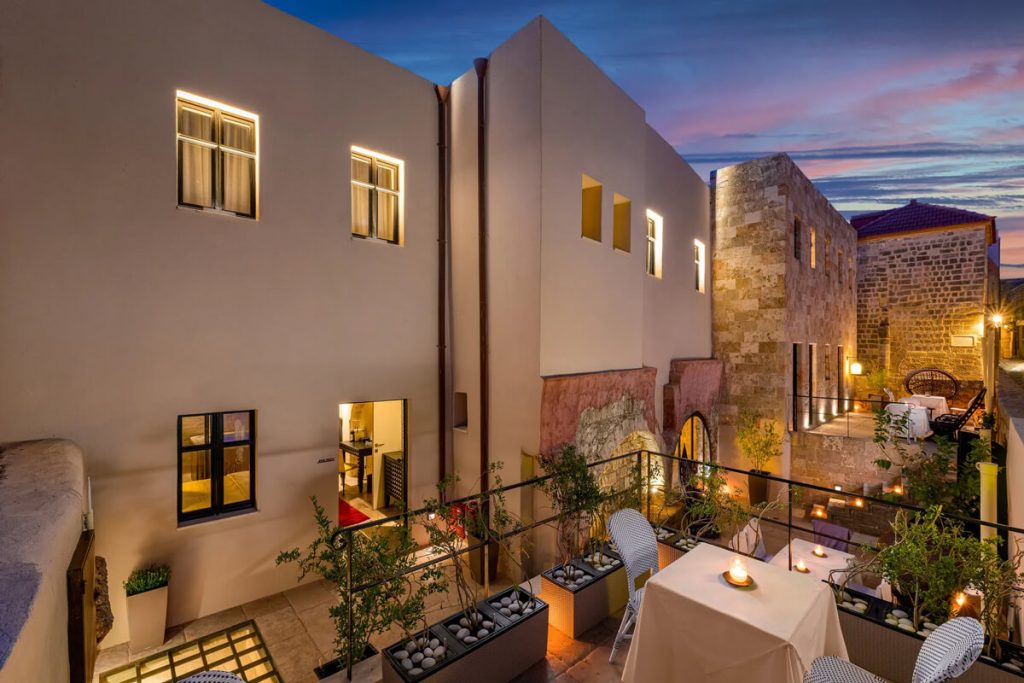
(335, 448, 1020, 678)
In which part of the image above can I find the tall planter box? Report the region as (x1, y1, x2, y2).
(382, 588, 547, 683)
(540, 559, 626, 639)
(126, 585, 168, 653)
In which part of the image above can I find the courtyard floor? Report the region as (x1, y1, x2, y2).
(94, 576, 630, 683)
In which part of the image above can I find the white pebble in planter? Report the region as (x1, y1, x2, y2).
(390, 634, 448, 679)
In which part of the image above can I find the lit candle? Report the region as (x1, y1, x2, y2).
(954, 592, 966, 611)
(795, 558, 808, 572)
(813, 545, 826, 557)
(892, 484, 904, 495)
(853, 498, 864, 508)
(729, 557, 748, 584)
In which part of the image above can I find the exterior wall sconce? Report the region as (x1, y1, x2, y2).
(849, 361, 864, 376)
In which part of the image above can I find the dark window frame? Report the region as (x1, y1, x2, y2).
(177, 409, 257, 525)
(176, 98, 257, 219)
(351, 152, 401, 245)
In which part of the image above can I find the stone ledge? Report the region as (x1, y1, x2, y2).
(0, 439, 85, 679)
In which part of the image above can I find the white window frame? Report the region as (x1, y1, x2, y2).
(646, 209, 663, 279)
(351, 146, 404, 245)
(694, 239, 706, 293)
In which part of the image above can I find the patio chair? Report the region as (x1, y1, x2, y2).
(931, 388, 985, 440)
(728, 518, 771, 561)
(803, 617, 983, 683)
(607, 508, 659, 662)
(181, 673, 245, 682)
(904, 368, 961, 403)
(812, 519, 851, 553)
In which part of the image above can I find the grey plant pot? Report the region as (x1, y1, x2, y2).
(540, 561, 625, 639)
(382, 589, 548, 683)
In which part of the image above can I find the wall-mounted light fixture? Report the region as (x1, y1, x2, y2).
(849, 361, 864, 376)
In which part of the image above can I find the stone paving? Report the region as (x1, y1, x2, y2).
(94, 577, 630, 683)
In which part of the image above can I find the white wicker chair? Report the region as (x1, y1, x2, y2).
(804, 617, 984, 683)
(180, 672, 246, 683)
(607, 508, 659, 662)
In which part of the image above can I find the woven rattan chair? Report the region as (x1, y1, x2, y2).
(180, 672, 246, 682)
(607, 508, 659, 662)
(804, 617, 984, 683)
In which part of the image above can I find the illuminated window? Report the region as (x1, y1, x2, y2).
(178, 410, 256, 524)
(351, 147, 403, 244)
(176, 92, 257, 218)
(645, 210, 663, 278)
(809, 227, 817, 269)
(613, 193, 631, 252)
(694, 239, 706, 293)
(582, 175, 602, 242)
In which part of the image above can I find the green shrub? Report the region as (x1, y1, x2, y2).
(124, 565, 170, 596)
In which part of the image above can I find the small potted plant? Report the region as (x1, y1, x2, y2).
(124, 564, 170, 652)
(735, 411, 780, 505)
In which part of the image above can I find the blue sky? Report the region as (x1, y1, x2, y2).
(268, 0, 1023, 273)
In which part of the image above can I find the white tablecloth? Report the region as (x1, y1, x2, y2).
(885, 402, 931, 438)
(622, 543, 848, 683)
(909, 394, 950, 417)
(768, 538, 855, 584)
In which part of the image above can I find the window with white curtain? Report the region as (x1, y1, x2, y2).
(351, 147, 402, 244)
(176, 92, 257, 218)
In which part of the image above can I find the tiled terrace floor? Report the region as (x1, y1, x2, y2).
(94, 577, 630, 683)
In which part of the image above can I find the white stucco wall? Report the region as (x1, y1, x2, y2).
(0, 0, 439, 646)
(642, 125, 713, 437)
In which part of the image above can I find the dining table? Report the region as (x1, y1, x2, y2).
(622, 542, 848, 683)
(768, 537, 856, 584)
(908, 394, 950, 418)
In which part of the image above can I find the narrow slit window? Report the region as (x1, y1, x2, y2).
(809, 227, 817, 270)
(645, 209, 663, 278)
(176, 92, 257, 218)
(793, 217, 802, 261)
(613, 193, 631, 252)
(694, 239, 706, 293)
(581, 175, 602, 242)
(351, 147, 403, 244)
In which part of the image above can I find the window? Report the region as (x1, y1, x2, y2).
(824, 235, 832, 276)
(809, 227, 817, 269)
(581, 175, 602, 242)
(645, 209, 663, 278)
(454, 392, 468, 430)
(177, 410, 256, 524)
(837, 249, 844, 284)
(793, 217, 802, 261)
(176, 92, 257, 218)
(694, 239, 706, 293)
(613, 193, 631, 252)
(351, 147, 403, 244)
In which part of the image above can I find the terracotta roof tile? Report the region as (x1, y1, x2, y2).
(852, 200, 993, 239)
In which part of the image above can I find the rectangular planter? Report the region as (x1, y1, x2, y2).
(838, 609, 1022, 682)
(540, 559, 625, 639)
(126, 585, 168, 653)
(382, 587, 547, 683)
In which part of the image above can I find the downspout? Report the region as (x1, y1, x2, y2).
(435, 84, 450, 483)
(474, 57, 490, 492)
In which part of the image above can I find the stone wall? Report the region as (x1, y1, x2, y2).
(712, 153, 857, 475)
(856, 226, 987, 383)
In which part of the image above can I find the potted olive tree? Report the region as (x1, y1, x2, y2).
(735, 411, 781, 506)
(278, 497, 447, 679)
(124, 564, 170, 652)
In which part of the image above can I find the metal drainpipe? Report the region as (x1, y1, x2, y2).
(435, 84, 450, 483)
(474, 57, 490, 492)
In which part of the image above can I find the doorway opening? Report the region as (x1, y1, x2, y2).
(338, 399, 407, 526)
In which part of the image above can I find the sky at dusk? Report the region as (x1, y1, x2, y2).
(267, 0, 1024, 275)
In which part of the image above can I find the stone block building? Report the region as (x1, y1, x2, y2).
(852, 201, 998, 395)
(712, 153, 858, 475)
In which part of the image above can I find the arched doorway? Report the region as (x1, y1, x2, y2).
(673, 412, 711, 485)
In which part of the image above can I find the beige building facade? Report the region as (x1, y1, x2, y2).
(0, 1, 713, 655)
